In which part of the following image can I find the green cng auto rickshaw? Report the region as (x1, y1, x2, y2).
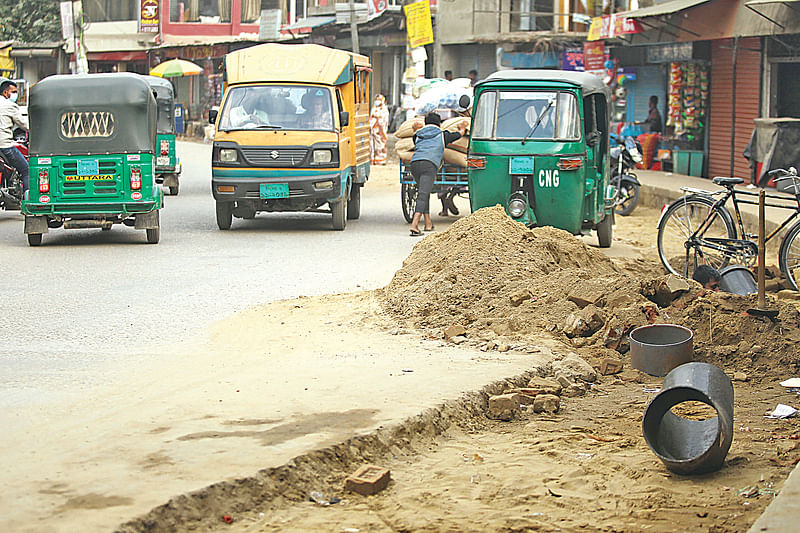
(21, 73, 163, 246)
(142, 75, 182, 195)
(466, 70, 614, 247)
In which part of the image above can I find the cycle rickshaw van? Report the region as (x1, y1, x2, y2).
(142, 75, 182, 196)
(465, 70, 614, 247)
(21, 73, 163, 246)
(209, 43, 371, 231)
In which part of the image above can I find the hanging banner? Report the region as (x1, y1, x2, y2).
(139, 0, 160, 33)
(404, 0, 434, 48)
(59, 1, 74, 41)
(583, 41, 606, 77)
(587, 14, 642, 41)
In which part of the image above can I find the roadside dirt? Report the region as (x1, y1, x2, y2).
(117, 205, 800, 532)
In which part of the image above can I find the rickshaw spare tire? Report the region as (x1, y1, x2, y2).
(332, 195, 347, 230)
(347, 184, 361, 220)
(597, 212, 613, 248)
(216, 201, 233, 230)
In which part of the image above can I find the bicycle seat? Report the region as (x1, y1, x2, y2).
(712, 177, 744, 186)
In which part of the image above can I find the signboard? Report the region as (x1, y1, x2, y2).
(647, 42, 694, 63)
(587, 14, 642, 41)
(138, 0, 159, 33)
(583, 41, 606, 77)
(259, 9, 281, 41)
(404, 1, 434, 48)
(59, 1, 74, 41)
(561, 48, 584, 71)
(368, 0, 387, 19)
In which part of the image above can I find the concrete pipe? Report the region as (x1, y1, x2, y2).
(642, 362, 734, 475)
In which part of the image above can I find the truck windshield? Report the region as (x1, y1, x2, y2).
(218, 85, 334, 132)
(472, 90, 580, 141)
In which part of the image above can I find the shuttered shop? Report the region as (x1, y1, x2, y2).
(708, 37, 761, 180)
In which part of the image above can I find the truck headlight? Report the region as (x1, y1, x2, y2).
(313, 149, 333, 164)
(220, 149, 238, 162)
(508, 195, 527, 218)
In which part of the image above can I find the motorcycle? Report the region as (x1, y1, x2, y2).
(610, 135, 642, 216)
(0, 132, 29, 212)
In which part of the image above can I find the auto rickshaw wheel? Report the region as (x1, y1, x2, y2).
(146, 227, 160, 244)
(331, 195, 347, 231)
(347, 184, 361, 220)
(27, 233, 42, 246)
(169, 184, 179, 196)
(216, 201, 233, 230)
(596, 212, 614, 248)
(401, 183, 418, 223)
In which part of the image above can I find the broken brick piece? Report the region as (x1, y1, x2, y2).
(599, 358, 623, 376)
(345, 465, 391, 496)
(444, 324, 467, 339)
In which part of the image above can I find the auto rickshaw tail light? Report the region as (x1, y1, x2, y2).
(558, 158, 582, 171)
(467, 156, 486, 169)
(160, 140, 169, 156)
(38, 169, 49, 193)
(130, 167, 142, 190)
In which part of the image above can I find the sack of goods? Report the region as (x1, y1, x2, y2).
(393, 115, 471, 168)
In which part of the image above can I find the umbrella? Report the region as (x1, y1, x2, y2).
(150, 58, 203, 78)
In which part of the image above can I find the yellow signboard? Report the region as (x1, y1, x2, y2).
(404, 1, 434, 49)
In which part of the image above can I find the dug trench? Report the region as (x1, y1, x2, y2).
(118, 206, 800, 532)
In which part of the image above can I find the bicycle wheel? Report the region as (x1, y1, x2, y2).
(657, 196, 736, 277)
(779, 220, 800, 291)
(401, 182, 417, 223)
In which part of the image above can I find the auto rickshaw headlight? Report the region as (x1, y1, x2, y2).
(220, 149, 238, 162)
(312, 149, 333, 164)
(508, 195, 527, 218)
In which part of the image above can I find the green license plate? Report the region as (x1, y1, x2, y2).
(260, 183, 289, 199)
(509, 156, 534, 174)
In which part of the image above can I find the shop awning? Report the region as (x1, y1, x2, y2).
(745, 0, 800, 29)
(281, 16, 336, 33)
(622, 0, 711, 19)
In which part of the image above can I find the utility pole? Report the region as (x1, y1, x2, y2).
(348, 0, 360, 54)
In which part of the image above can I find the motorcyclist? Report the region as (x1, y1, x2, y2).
(0, 79, 29, 194)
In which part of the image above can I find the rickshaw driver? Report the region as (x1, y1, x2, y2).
(0, 79, 29, 193)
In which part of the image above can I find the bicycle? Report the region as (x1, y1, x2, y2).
(656, 168, 800, 290)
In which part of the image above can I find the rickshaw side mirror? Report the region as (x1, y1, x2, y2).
(339, 111, 350, 128)
(208, 109, 218, 124)
(459, 94, 471, 109)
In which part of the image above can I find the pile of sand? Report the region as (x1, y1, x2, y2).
(381, 206, 800, 374)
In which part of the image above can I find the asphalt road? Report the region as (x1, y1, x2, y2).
(0, 141, 455, 410)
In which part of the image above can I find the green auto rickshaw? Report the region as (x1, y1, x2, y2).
(465, 70, 614, 247)
(142, 75, 182, 195)
(22, 73, 163, 246)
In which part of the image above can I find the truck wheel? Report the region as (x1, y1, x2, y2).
(347, 184, 361, 220)
(596, 212, 613, 248)
(331, 196, 347, 230)
(27, 233, 42, 246)
(216, 201, 233, 230)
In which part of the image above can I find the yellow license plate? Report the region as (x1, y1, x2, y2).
(65, 175, 115, 181)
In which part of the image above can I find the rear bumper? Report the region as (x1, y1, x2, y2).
(21, 200, 161, 216)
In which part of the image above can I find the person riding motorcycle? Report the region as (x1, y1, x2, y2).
(0, 79, 29, 196)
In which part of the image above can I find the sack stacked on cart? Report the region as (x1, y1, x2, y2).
(393, 116, 470, 167)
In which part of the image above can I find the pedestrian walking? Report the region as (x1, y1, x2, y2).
(468, 69, 478, 87)
(369, 94, 389, 164)
(408, 112, 467, 236)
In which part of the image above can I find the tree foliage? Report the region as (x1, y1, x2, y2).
(0, 0, 62, 43)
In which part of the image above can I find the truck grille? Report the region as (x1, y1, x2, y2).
(241, 148, 308, 167)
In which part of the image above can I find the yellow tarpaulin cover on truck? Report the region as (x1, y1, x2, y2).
(224, 43, 369, 86)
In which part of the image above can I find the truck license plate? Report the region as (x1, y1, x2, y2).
(260, 183, 289, 199)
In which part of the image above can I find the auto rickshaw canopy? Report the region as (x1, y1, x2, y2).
(224, 43, 370, 86)
(141, 74, 176, 135)
(29, 73, 157, 156)
(478, 70, 611, 102)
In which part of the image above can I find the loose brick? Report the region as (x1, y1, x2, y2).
(487, 393, 521, 421)
(599, 358, 624, 376)
(444, 324, 467, 339)
(345, 465, 391, 496)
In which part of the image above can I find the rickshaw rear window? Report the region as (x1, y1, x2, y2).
(472, 90, 581, 141)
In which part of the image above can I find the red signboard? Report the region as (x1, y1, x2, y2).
(139, 0, 159, 33)
(583, 41, 606, 76)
